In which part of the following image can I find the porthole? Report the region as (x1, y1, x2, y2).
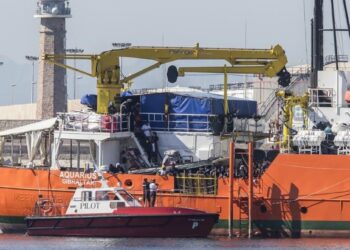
(260, 204, 267, 213)
(124, 179, 133, 187)
(300, 206, 308, 214)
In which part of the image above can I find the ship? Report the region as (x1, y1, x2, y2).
(1, 0, 350, 238)
(0, 43, 288, 235)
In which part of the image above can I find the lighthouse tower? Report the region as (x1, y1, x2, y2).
(34, 0, 71, 119)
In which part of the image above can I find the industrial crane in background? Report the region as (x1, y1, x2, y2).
(43, 44, 288, 114)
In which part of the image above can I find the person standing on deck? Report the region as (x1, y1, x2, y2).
(141, 122, 152, 139)
(142, 178, 150, 207)
(149, 179, 158, 207)
(141, 122, 153, 162)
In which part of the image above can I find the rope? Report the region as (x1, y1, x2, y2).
(303, 0, 309, 65)
(295, 176, 350, 201)
(278, 162, 350, 171)
(270, 176, 350, 205)
(35, 168, 42, 197)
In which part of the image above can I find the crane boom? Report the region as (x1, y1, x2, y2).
(44, 44, 288, 114)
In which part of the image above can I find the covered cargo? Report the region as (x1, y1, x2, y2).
(139, 92, 257, 132)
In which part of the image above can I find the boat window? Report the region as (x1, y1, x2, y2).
(96, 190, 109, 201)
(118, 190, 135, 203)
(107, 192, 119, 200)
(81, 191, 92, 201)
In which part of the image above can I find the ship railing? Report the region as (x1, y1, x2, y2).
(287, 65, 311, 76)
(59, 112, 130, 133)
(208, 82, 254, 91)
(141, 112, 261, 134)
(174, 173, 217, 195)
(325, 54, 349, 65)
(125, 189, 219, 209)
(308, 88, 335, 107)
(141, 112, 216, 132)
(334, 131, 350, 155)
(336, 146, 350, 155)
(152, 190, 220, 208)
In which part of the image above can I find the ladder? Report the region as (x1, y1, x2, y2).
(237, 186, 249, 237)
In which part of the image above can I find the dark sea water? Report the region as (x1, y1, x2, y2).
(1, 234, 350, 250)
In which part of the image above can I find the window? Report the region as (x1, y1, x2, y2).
(118, 190, 134, 203)
(107, 192, 119, 200)
(96, 191, 109, 201)
(81, 191, 92, 201)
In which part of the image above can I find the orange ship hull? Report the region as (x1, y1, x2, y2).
(1, 153, 350, 237)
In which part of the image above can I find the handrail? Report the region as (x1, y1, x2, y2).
(130, 133, 152, 167)
(141, 112, 216, 132)
(59, 112, 130, 133)
(259, 74, 306, 121)
(308, 88, 335, 107)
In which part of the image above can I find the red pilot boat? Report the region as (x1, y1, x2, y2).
(25, 186, 219, 237)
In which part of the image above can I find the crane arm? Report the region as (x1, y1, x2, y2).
(178, 65, 281, 77)
(44, 44, 287, 114)
(276, 90, 309, 150)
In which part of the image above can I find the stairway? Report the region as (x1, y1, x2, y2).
(258, 74, 310, 124)
(130, 133, 152, 167)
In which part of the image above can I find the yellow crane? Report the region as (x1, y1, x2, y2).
(43, 43, 288, 114)
(276, 90, 309, 150)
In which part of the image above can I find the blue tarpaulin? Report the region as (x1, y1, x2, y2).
(141, 92, 257, 117)
(80, 94, 97, 109)
(139, 92, 257, 131)
(121, 90, 133, 97)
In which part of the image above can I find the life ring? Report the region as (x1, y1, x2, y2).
(39, 200, 54, 216)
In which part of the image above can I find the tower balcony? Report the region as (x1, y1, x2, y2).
(34, 0, 72, 18)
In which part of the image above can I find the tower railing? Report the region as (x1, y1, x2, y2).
(35, 0, 71, 17)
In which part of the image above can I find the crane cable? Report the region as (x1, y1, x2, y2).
(336, 0, 345, 56)
(303, 0, 309, 65)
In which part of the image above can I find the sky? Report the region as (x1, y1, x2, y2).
(0, 0, 348, 105)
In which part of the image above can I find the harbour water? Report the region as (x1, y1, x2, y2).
(1, 234, 350, 250)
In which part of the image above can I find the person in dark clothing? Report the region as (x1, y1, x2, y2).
(169, 163, 177, 177)
(134, 103, 142, 127)
(109, 163, 118, 174)
(107, 101, 117, 114)
(142, 178, 150, 207)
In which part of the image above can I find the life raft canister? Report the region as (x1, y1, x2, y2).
(102, 115, 118, 132)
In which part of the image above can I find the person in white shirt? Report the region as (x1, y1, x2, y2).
(141, 123, 152, 138)
(149, 179, 158, 207)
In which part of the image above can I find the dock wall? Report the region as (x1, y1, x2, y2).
(0, 100, 85, 131)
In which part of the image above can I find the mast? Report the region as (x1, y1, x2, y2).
(311, 0, 324, 88)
